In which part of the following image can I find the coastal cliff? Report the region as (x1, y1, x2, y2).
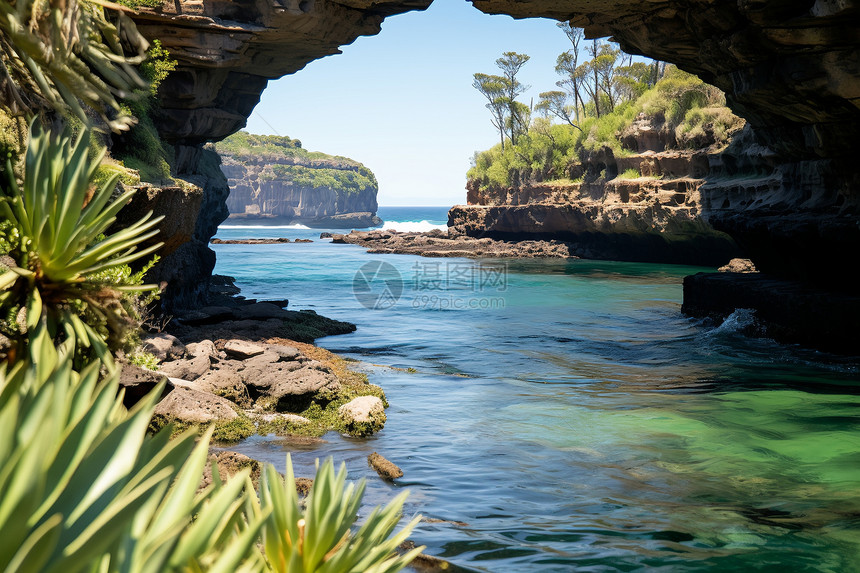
(215, 132, 380, 227)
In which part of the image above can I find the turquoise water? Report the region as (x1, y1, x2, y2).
(213, 207, 860, 572)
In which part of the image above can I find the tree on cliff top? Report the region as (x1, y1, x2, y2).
(473, 51, 531, 149)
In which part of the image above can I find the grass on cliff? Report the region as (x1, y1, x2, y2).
(468, 67, 745, 190)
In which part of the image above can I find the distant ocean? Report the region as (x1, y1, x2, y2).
(218, 206, 451, 234)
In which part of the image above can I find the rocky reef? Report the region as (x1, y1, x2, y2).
(216, 132, 380, 227)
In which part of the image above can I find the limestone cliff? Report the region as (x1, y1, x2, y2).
(453, 111, 743, 266)
(215, 133, 379, 227)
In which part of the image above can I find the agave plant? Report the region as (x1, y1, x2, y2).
(258, 457, 424, 572)
(0, 0, 149, 132)
(0, 121, 163, 364)
(0, 317, 269, 573)
(0, 322, 423, 572)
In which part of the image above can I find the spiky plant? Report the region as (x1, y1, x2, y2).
(259, 457, 424, 573)
(0, 316, 270, 573)
(0, 0, 149, 132)
(0, 121, 163, 365)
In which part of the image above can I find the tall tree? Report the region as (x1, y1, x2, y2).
(495, 51, 530, 145)
(473, 72, 508, 149)
(554, 22, 584, 122)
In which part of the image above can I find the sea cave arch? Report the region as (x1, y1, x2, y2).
(128, 0, 859, 309)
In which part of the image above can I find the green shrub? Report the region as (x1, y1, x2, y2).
(0, 122, 164, 363)
(129, 351, 160, 371)
(617, 168, 641, 179)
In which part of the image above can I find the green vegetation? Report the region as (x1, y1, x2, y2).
(217, 131, 378, 196)
(0, 0, 148, 132)
(469, 64, 744, 190)
(260, 457, 423, 572)
(1, 4, 420, 562)
(113, 40, 178, 185)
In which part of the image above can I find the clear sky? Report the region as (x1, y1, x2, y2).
(242, 0, 577, 207)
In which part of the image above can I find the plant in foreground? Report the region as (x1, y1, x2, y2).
(0, 121, 423, 572)
(0, 121, 163, 365)
(0, 328, 424, 572)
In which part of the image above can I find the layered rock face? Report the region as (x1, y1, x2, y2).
(216, 135, 380, 227)
(470, 0, 860, 288)
(453, 114, 742, 266)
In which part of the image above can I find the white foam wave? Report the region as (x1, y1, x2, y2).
(219, 224, 311, 230)
(378, 220, 448, 233)
(710, 308, 757, 335)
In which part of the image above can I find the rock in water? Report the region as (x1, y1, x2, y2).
(338, 396, 386, 437)
(368, 452, 403, 480)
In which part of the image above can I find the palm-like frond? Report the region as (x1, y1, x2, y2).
(0, 0, 149, 132)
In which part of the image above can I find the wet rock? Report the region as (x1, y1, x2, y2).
(368, 452, 403, 480)
(224, 339, 266, 359)
(338, 396, 386, 437)
(153, 386, 239, 423)
(141, 333, 186, 361)
(234, 302, 293, 320)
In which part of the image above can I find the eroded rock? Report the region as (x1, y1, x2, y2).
(141, 333, 186, 361)
(153, 386, 239, 423)
(338, 396, 386, 437)
(224, 339, 266, 359)
(368, 452, 403, 480)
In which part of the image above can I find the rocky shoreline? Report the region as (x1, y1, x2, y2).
(122, 276, 388, 447)
(330, 229, 579, 258)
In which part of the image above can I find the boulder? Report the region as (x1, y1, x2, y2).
(119, 364, 168, 408)
(191, 364, 252, 408)
(267, 343, 302, 361)
(158, 350, 211, 381)
(718, 258, 758, 273)
(337, 396, 386, 437)
(224, 339, 266, 359)
(141, 333, 186, 361)
(237, 351, 303, 391)
(153, 386, 239, 423)
(267, 367, 340, 407)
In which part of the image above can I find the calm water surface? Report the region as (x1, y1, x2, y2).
(213, 208, 860, 572)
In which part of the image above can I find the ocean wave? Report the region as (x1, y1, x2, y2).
(219, 224, 311, 230)
(377, 220, 448, 233)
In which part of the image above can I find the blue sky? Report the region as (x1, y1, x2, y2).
(242, 0, 577, 207)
